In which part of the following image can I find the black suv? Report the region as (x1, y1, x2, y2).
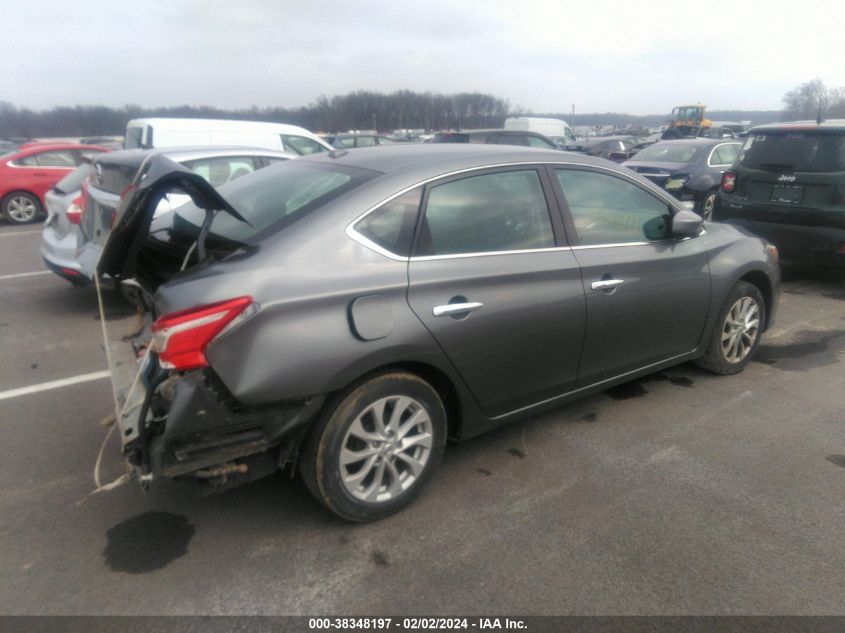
(430, 129, 558, 149)
(715, 120, 845, 262)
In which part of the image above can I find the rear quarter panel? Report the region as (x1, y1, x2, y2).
(154, 195, 481, 430)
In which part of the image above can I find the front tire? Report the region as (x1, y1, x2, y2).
(2, 192, 42, 224)
(299, 371, 447, 522)
(695, 281, 765, 375)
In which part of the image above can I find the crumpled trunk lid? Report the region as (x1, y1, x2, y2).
(93, 155, 248, 453)
(97, 154, 247, 283)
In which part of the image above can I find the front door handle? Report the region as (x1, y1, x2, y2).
(590, 279, 625, 291)
(432, 302, 483, 317)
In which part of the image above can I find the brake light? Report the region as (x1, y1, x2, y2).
(66, 195, 84, 225)
(721, 170, 737, 193)
(150, 296, 254, 371)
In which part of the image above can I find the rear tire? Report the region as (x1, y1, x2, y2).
(695, 281, 765, 375)
(2, 192, 42, 224)
(299, 371, 447, 522)
(700, 190, 718, 221)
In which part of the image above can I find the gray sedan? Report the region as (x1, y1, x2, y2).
(96, 144, 780, 521)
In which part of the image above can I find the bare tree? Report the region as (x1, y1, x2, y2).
(782, 79, 845, 121)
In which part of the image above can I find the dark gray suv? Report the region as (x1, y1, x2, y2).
(97, 144, 780, 521)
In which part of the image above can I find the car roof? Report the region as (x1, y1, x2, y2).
(651, 138, 739, 148)
(438, 129, 546, 137)
(750, 119, 845, 133)
(297, 143, 609, 178)
(93, 145, 296, 167)
(10, 143, 107, 157)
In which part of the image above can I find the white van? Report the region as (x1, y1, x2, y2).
(504, 116, 578, 147)
(124, 118, 334, 155)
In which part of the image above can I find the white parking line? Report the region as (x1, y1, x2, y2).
(0, 270, 51, 281)
(0, 370, 110, 402)
(0, 230, 42, 237)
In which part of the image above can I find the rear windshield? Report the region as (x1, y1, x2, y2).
(168, 161, 376, 243)
(739, 132, 845, 172)
(54, 164, 93, 194)
(632, 142, 703, 163)
(432, 133, 470, 143)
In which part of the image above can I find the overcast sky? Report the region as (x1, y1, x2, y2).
(3, 0, 844, 115)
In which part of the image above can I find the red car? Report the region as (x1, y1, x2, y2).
(0, 143, 108, 224)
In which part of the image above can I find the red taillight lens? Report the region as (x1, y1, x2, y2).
(150, 296, 254, 371)
(66, 195, 84, 225)
(721, 170, 737, 193)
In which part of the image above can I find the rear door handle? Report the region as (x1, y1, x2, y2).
(432, 302, 483, 317)
(590, 279, 625, 291)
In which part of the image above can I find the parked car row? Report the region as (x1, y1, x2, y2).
(16, 112, 844, 522)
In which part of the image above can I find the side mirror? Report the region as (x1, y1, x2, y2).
(672, 208, 704, 236)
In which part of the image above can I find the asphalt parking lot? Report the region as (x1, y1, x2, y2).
(1, 220, 844, 616)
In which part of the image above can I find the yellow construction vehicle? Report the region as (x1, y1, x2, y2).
(661, 104, 712, 139)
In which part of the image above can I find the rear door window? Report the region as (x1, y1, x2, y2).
(709, 143, 740, 166)
(739, 132, 845, 172)
(37, 151, 77, 167)
(17, 150, 77, 167)
(415, 169, 555, 256)
(556, 169, 672, 245)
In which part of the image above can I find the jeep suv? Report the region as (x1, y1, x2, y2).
(715, 120, 845, 262)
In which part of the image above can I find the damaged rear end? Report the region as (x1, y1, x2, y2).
(97, 155, 324, 490)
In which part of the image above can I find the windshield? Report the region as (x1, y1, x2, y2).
(674, 107, 702, 121)
(739, 132, 845, 172)
(632, 142, 703, 163)
(165, 161, 377, 243)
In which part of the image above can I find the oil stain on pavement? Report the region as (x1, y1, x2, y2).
(826, 455, 845, 469)
(606, 372, 695, 400)
(755, 329, 845, 370)
(104, 512, 195, 574)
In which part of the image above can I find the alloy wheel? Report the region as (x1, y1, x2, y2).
(6, 195, 38, 223)
(721, 296, 760, 363)
(702, 193, 716, 220)
(339, 395, 433, 503)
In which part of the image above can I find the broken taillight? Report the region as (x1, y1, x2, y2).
(150, 296, 254, 371)
(66, 195, 84, 225)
